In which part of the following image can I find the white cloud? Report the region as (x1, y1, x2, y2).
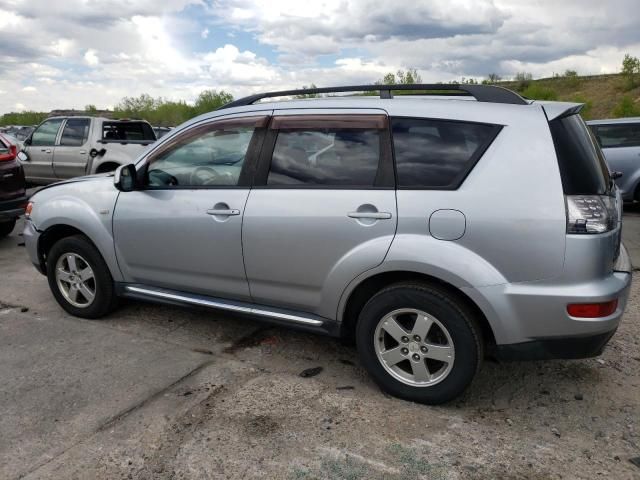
(84, 49, 99, 66)
(0, 0, 639, 113)
(21, 86, 37, 92)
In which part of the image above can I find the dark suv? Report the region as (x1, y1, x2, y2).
(0, 133, 27, 237)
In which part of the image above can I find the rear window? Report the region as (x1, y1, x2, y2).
(590, 123, 640, 148)
(391, 117, 501, 188)
(549, 115, 610, 195)
(102, 122, 155, 142)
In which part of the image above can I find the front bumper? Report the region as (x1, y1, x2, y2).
(463, 244, 633, 360)
(23, 218, 44, 274)
(0, 195, 27, 220)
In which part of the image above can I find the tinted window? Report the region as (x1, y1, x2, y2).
(550, 115, 610, 195)
(392, 118, 499, 188)
(591, 123, 640, 148)
(267, 129, 380, 186)
(60, 118, 90, 146)
(147, 124, 256, 187)
(31, 119, 64, 146)
(103, 122, 155, 142)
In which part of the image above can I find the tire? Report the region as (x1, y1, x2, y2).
(46, 235, 118, 319)
(356, 282, 483, 405)
(0, 219, 16, 238)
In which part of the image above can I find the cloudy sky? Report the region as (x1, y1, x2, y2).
(0, 0, 639, 113)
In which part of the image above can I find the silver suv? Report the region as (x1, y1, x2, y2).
(587, 118, 640, 202)
(23, 84, 632, 404)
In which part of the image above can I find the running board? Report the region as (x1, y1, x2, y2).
(122, 285, 325, 328)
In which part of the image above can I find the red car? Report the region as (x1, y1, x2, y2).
(0, 133, 27, 237)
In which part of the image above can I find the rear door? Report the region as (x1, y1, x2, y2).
(53, 118, 91, 179)
(242, 110, 397, 317)
(22, 118, 64, 182)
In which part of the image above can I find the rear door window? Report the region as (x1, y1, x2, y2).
(591, 123, 640, 148)
(391, 117, 501, 188)
(266, 115, 387, 187)
(550, 114, 610, 195)
(60, 118, 90, 146)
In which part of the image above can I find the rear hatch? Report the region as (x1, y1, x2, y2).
(545, 106, 623, 273)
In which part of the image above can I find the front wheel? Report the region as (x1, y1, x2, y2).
(46, 235, 118, 318)
(356, 283, 483, 404)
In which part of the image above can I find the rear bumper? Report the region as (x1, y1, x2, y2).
(463, 244, 633, 358)
(0, 195, 27, 220)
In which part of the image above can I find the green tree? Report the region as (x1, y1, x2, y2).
(294, 84, 320, 99)
(621, 53, 640, 90)
(84, 104, 97, 113)
(192, 89, 234, 116)
(377, 68, 422, 85)
(483, 73, 502, 84)
(0, 111, 48, 126)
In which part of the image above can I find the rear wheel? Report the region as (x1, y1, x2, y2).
(46, 235, 118, 318)
(356, 283, 482, 404)
(0, 219, 16, 238)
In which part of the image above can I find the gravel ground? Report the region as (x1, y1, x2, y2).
(1, 212, 639, 480)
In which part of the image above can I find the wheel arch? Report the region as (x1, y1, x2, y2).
(37, 223, 121, 281)
(339, 270, 497, 351)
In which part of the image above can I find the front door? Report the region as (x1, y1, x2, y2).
(22, 118, 64, 182)
(113, 112, 270, 301)
(53, 118, 91, 179)
(242, 110, 397, 317)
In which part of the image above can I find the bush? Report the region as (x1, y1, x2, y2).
(612, 95, 640, 117)
(521, 84, 558, 101)
(570, 95, 593, 119)
(621, 54, 640, 90)
(514, 72, 533, 90)
(0, 111, 48, 126)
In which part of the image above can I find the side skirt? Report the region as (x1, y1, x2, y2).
(116, 283, 340, 336)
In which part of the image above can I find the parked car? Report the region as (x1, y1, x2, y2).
(0, 133, 27, 237)
(588, 118, 640, 202)
(23, 84, 632, 404)
(20, 117, 156, 184)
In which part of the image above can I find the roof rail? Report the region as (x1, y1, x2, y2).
(219, 84, 528, 110)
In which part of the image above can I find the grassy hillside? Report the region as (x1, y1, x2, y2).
(500, 73, 640, 120)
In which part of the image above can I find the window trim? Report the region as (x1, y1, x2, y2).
(58, 118, 91, 148)
(390, 116, 503, 191)
(253, 114, 395, 190)
(139, 115, 269, 190)
(590, 123, 640, 149)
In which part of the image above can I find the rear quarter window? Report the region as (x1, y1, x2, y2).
(550, 114, 610, 195)
(103, 122, 156, 142)
(391, 117, 501, 188)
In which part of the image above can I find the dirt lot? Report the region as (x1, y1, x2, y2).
(1, 210, 639, 480)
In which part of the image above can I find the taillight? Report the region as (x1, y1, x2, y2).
(0, 144, 17, 162)
(567, 299, 618, 318)
(565, 195, 617, 234)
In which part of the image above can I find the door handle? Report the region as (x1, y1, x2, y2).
(347, 211, 392, 220)
(206, 209, 240, 216)
(41, 148, 52, 154)
(79, 150, 87, 154)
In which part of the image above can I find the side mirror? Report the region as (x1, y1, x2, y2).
(114, 164, 137, 192)
(610, 171, 623, 180)
(17, 151, 29, 162)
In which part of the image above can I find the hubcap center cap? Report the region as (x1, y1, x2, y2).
(409, 342, 420, 353)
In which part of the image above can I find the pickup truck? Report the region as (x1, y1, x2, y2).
(20, 117, 156, 184)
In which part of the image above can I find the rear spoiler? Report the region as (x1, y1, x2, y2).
(537, 101, 584, 121)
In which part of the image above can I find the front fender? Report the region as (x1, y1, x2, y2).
(29, 178, 122, 281)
